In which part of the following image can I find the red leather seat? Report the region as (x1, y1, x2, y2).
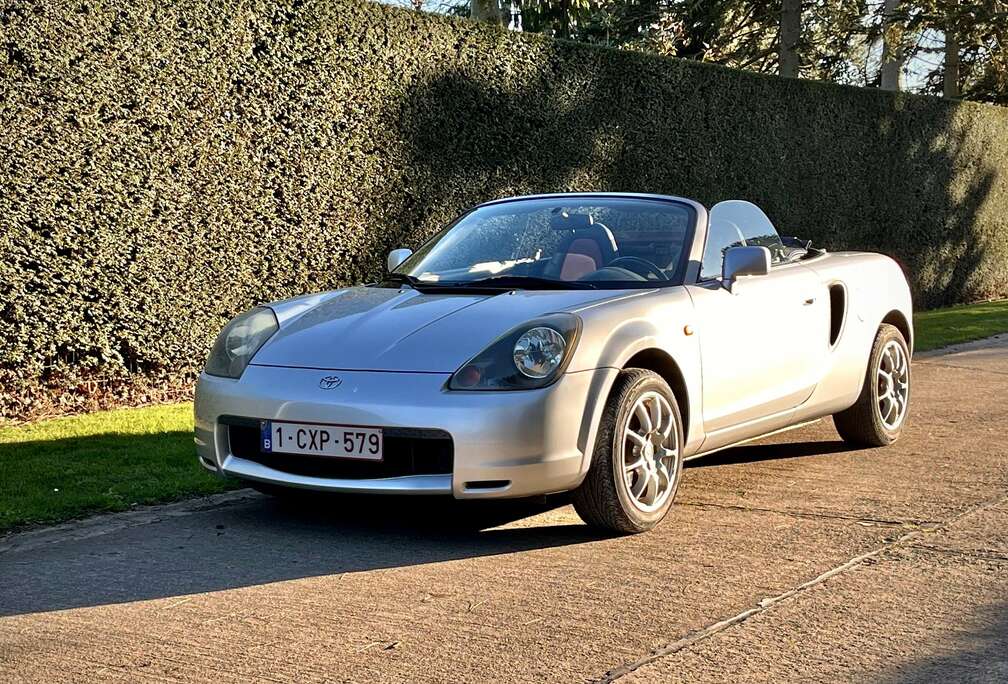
(560, 240, 604, 280)
(547, 214, 619, 281)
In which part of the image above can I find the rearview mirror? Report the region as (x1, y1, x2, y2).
(723, 246, 771, 290)
(387, 248, 412, 272)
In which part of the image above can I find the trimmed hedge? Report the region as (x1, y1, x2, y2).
(2, 0, 1007, 420)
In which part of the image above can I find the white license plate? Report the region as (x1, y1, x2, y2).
(261, 420, 383, 461)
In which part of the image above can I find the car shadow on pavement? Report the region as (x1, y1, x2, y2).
(686, 439, 859, 468)
(0, 493, 602, 617)
(874, 601, 1008, 682)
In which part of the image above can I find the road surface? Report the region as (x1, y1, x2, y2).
(2, 336, 1006, 682)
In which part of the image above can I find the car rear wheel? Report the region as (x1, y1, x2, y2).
(572, 369, 683, 534)
(833, 323, 911, 447)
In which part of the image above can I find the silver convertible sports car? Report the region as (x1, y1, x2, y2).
(195, 193, 913, 533)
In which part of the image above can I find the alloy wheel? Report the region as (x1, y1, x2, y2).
(877, 339, 909, 429)
(620, 391, 680, 513)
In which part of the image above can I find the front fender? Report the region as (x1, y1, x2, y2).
(568, 287, 705, 457)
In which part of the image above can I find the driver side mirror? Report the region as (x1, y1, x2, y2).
(387, 248, 412, 272)
(723, 246, 771, 291)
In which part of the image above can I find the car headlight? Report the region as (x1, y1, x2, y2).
(204, 307, 279, 379)
(449, 313, 581, 391)
(513, 327, 567, 378)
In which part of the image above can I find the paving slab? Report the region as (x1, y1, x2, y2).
(625, 501, 1008, 684)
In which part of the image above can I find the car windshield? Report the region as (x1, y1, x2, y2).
(393, 197, 697, 289)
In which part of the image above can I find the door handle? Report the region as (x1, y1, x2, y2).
(803, 297, 815, 305)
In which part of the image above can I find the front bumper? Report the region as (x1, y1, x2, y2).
(194, 364, 617, 499)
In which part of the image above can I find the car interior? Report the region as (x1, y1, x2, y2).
(405, 200, 822, 287)
(540, 210, 688, 283)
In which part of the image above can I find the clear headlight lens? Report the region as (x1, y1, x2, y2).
(513, 327, 566, 378)
(204, 307, 279, 379)
(448, 313, 581, 391)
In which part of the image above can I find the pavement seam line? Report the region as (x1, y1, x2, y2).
(592, 491, 1008, 683)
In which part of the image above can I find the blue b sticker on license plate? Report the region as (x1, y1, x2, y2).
(261, 420, 273, 453)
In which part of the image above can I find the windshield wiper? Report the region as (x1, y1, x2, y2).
(454, 275, 597, 290)
(380, 272, 423, 290)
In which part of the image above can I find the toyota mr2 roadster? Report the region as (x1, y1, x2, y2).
(195, 193, 912, 533)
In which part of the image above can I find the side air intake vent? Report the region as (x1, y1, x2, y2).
(829, 283, 846, 347)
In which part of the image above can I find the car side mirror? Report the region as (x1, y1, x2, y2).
(387, 248, 413, 272)
(723, 246, 771, 291)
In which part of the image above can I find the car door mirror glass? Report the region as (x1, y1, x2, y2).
(387, 248, 413, 272)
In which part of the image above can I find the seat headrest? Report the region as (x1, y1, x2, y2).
(550, 211, 594, 231)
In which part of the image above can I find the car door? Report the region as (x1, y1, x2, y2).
(686, 201, 829, 436)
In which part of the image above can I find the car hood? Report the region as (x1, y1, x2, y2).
(251, 285, 641, 372)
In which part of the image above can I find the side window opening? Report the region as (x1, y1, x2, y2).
(702, 200, 787, 280)
(700, 219, 745, 280)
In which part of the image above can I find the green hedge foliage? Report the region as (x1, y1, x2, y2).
(2, 0, 1007, 420)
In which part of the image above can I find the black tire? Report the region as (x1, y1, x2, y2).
(833, 323, 911, 447)
(572, 369, 684, 534)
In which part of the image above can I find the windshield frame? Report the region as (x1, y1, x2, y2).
(390, 194, 700, 290)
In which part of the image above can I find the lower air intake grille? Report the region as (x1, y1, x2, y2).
(223, 419, 453, 479)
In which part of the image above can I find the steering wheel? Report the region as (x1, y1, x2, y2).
(606, 256, 669, 281)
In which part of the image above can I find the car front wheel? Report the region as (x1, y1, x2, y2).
(572, 369, 684, 534)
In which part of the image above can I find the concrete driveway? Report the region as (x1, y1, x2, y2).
(2, 337, 1006, 682)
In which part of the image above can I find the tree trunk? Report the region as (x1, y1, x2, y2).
(779, 0, 801, 78)
(880, 0, 902, 91)
(944, 25, 960, 98)
(470, 0, 502, 24)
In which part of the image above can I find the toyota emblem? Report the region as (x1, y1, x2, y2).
(319, 375, 343, 390)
